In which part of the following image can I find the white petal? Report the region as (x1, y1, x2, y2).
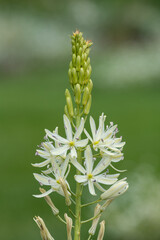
(94, 182, 106, 192)
(33, 188, 53, 198)
(32, 159, 51, 168)
(51, 145, 69, 156)
(33, 173, 56, 186)
(74, 118, 84, 140)
(85, 146, 93, 173)
(90, 116, 96, 139)
(45, 129, 68, 144)
(75, 139, 88, 147)
(114, 142, 125, 148)
(92, 156, 111, 175)
(88, 180, 96, 195)
(61, 155, 70, 177)
(110, 163, 126, 172)
(36, 150, 50, 159)
(102, 125, 117, 139)
(94, 175, 119, 185)
(70, 158, 86, 174)
(63, 115, 73, 141)
(84, 129, 92, 142)
(74, 175, 87, 183)
(97, 113, 105, 139)
(70, 147, 77, 158)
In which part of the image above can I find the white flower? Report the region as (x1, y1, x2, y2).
(32, 127, 65, 170)
(84, 113, 125, 156)
(100, 179, 129, 200)
(33, 155, 70, 198)
(45, 115, 88, 158)
(73, 146, 119, 195)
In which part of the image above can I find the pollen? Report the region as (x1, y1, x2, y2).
(87, 173, 93, 179)
(69, 141, 75, 146)
(93, 140, 99, 145)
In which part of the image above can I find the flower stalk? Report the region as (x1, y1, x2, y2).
(32, 30, 128, 240)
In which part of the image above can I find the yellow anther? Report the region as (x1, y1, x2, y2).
(56, 179, 60, 184)
(87, 174, 93, 179)
(93, 140, 99, 145)
(69, 141, 75, 147)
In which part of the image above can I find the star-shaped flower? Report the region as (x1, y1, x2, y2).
(33, 155, 70, 198)
(45, 115, 88, 158)
(84, 113, 125, 156)
(73, 146, 119, 195)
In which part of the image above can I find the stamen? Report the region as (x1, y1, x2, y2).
(87, 173, 93, 179)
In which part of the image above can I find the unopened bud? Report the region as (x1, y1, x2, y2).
(72, 46, 76, 54)
(87, 79, 93, 93)
(76, 55, 81, 71)
(82, 87, 89, 105)
(84, 95, 92, 115)
(66, 97, 74, 118)
(72, 68, 77, 84)
(97, 221, 105, 240)
(74, 84, 81, 104)
(39, 188, 59, 216)
(65, 89, 71, 99)
(89, 204, 101, 236)
(100, 180, 129, 200)
(59, 178, 71, 206)
(64, 213, 73, 240)
(68, 69, 72, 84)
(64, 105, 70, 118)
(78, 47, 82, 56)
(72, 54, 76, 67)
(33, 216, 54, 240)
(79, 68, 84, 84)
(76, 43, 79, 51)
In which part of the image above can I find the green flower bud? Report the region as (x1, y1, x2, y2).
(72, 54, 76, 67)
(68, 69, 72, 84)
(78, 47, 82, 56)
(79, 68, 84, 84)
(87, 79, 93, 93)
(84, 95, 92, 115)
(72, 46, 76, 54)
(76, 43, 79, 51)
(74, 84, 81, 104)
(76, 55, 81, 71)
(82, 87, 89, 105)
(64, 105, 70, 118)
(72, 68, 77, 84)
(65, 89, 71, 99)
(81, 54, 85, 64)
(66, 97, 74, 117)
(86, 57, 90, 66)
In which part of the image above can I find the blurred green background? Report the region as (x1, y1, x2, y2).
(1, 0, 160, 239)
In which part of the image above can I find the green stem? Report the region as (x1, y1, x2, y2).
(74, 111, 83, 240)
(81, 199, 101, 208)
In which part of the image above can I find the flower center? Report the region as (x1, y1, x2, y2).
(93, 140, 99, 145)
(69, 141, 75, 147)
(87, 173, 93, 179)
(56, 179, 60, 184)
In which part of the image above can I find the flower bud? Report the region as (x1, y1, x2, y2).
(97, 221, 105, 240)
(59, 177, 71, 206)
(68, 69, 72, 84)
(78, 47, 82, 56)
(88, 204, 101, 236)
(39, 188, 59, 216)
(87, 79, 93, 93)
(71, 68, 77, 84)
(100, 180, 129, 200)
(33, 216, 54, 240)
(79, 68, 84, 84)
(82, 87, 89, 105)
(84, 95, 92, 115)
(64, 213, 73, 240)
(74, 84, 81, 104)
(64, 105, 70, 118)
(66, 97, 74, 118)
(65, 89, 71, 99)
(76, 55, 81, 71)
(72, 46, 76, 54)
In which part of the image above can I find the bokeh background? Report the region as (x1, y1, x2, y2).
(1, 0, 160, 239)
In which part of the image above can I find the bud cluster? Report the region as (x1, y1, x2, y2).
(65, 31, 93, 119)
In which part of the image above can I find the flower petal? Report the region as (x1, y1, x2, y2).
(61, 155, 70, 177)
(88, 180, 96, 195)
(84, 129, 92, 142)
(33, 188, 53, 198)
(90, 116, 96, 139)
(92, 156, 112, 175)
(74, 118, 84, 140)
(75, 139, 88, 147)
(45, 129, 68, 144)
(94, 174, 119, 185)
(70, 158, 86, 174)
(74, 175, 87, 183)
(70, 147, 77, 158)
(85, 146, 93, 173)
(33, 173, 56, 186)
(51, 145, 69, 156)
(63, 115, 73, 141)
(32, 158, 51, 168)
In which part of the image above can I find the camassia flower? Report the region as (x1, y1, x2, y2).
(33, 155, 70, 198)
(84, 113, 125, 156)
(45, 115, 88, 158)
(73, 146, 119, 195)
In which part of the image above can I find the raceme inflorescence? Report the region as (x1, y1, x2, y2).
(32, 30, 129, 240)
